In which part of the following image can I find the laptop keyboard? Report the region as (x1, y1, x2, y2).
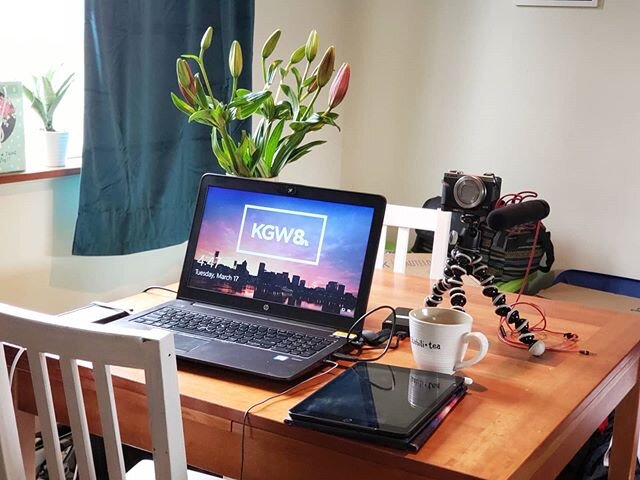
(132, 307, 337, 358)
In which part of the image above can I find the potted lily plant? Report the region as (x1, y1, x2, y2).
(23, 69, 74, 167)
(171, 28, 350, 179)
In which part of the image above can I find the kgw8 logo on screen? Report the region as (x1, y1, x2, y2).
(236, 205, 327, 265)
(250, 223, 309, 247)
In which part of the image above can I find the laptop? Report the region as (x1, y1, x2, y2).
(112, 174, 386, 381)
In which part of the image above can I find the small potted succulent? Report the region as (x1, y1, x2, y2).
(171, 27, 350, 178)
(23, 69, 74, 167)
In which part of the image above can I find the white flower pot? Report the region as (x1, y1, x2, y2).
(42, 131, 69, 167)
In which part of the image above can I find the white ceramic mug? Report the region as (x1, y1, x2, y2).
(409, 307, 489, 374)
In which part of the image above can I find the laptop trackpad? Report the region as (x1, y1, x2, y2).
(174, 336, 209, 353)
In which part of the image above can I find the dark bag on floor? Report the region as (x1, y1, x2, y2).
(479, 223, 555, 282)
(411, 196, 555, 283)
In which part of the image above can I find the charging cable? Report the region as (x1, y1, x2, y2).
(142, 286, 177, 295)
(239, 360, 339, 480)
(332, 305, 397, 362)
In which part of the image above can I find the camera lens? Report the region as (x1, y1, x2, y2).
(453, 175, 486, 209)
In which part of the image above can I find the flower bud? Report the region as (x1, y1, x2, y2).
(262, 29, 281, 59)
(328, 63, 350, 109)
(290, 45, 305, 65)
(176, 58, 192, 88)
(177, 58, 196, 105)
(305, 30, 318, 62)
(200, 26, 213, 51)
(307, 78, 318, 93)
(316, 46, 335, 88)
(229, 40, 243, 78)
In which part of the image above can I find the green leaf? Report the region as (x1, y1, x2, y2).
(280, 84, 299, 119)
(55, 73, 74, 98)
(42, 76, 56, 108)
(47, 81, 72, 113)
(322, 114, 341, 131)
(288, 140, 326, 163)
(306, 113, 323, 123)
(289, 121, 309, 132)
(302, 74, 316, 88)
(290, 66, 302, 91)
(188, 109, 216, 126)
(264, 120, 285, 169)
(211, 130, 232, 173)
(235, 88, 251, 98)
(272, 131, 305, 174)
(23, 86, 47, 126)
(194, 76, 209, 109)
(235, 100, 269, 120)
(288, 112, 332, 132)
(237, 131, 256, 170)
(229, 89, 271, 108)
(220, 129, 248, 176)
(252, 120, 266, 148)
(266, 60, 283, 85)
(232, 90, 272, 120)
(170, 92, 196, 116)
(260, 96, 276, 120)
(22, 85, 34, 103)
(274, 102, 293, 120)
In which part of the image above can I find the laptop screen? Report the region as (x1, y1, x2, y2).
(186, 185, 375, 319)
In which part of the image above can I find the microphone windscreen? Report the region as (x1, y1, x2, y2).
(486, 200, 550, 231)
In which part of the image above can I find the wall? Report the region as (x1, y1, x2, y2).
(253, 0, 350, 188)
(0, 177, 184, 313)
(341, 0, 640, 279)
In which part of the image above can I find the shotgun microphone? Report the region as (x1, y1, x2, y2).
(486, 200, 550, 231)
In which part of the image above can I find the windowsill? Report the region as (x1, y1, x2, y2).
(0, 158, 81, 185)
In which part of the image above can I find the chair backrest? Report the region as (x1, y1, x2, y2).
(375, 204, 452, 279)
(0, 303, 187, 480)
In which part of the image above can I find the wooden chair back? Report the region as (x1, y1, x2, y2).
(375, 204, 452, 279)
(0, 303, 187, 480)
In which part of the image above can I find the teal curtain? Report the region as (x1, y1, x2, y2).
(73, 0, 254, 255)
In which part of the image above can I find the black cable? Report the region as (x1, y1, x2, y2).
(239, 360, 339, 480)
(332, 305, 397, 362)
(142, 286, 177, 294)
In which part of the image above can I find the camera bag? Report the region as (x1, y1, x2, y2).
(411, 196, 554, 282)
(479, 223, 555, 282)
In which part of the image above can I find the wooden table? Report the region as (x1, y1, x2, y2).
(11, 271, 640, 479)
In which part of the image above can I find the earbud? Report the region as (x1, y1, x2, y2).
(528, 339, 546, 357)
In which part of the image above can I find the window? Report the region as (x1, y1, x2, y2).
(2, 0, 84, 161)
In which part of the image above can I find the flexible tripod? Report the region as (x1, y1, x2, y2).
(425, 214, 546, 356)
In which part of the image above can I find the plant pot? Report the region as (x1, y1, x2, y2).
(259, 176, 279, 182)
(224, 173, 279, 182)
(42, 131, 69, 167)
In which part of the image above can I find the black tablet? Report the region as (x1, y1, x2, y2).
(289, 362, 465, 438)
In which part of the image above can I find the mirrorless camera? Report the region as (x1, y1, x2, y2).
(441, 171, 502, 216)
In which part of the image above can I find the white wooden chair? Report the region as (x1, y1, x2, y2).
(0, 302, 217, 480)
(375, 204, 452, 280)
